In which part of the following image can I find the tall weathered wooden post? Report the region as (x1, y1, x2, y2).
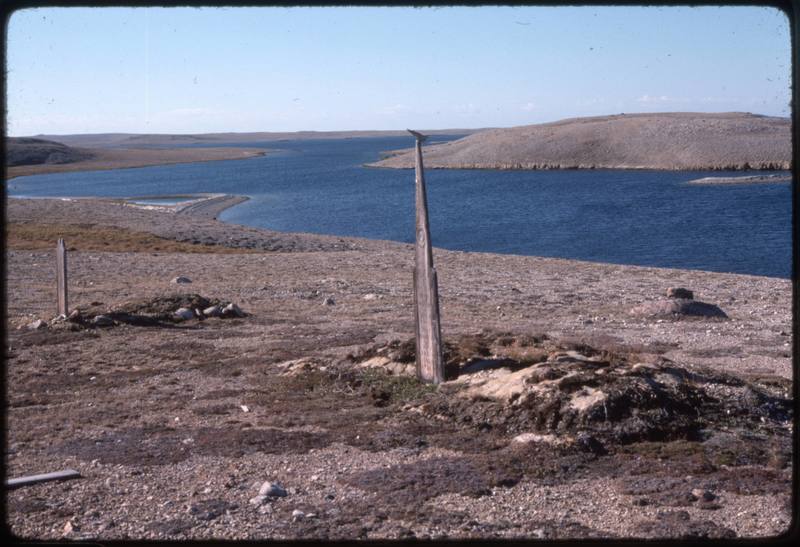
(409, 129, 445, 384)
(56, 238, 68, 316)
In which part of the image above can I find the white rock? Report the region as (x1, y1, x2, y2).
(170, 276, 192, 284)
(322, 297, 335, 306)
(292, 509, 305, 520)
(222, 303, 245, 317)
(258, 481, 287, 498)
(512, 432, 562, 445)
(203, 305, 222, 317)
(174, 308, 194, 320)
(27, 319, 47, 330)
(363, 294, 377, 300)
(92, 315, 114, 327)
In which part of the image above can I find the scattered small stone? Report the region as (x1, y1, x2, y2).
(248, 495, 267, 506)
(174, 307, 194, 320)
(292, 509, 305, 521)
(240, 405, 250, 413)
(692, 489, 716, 502)
(171, 276, 192, 284)
(363, 293, 377, 300)
(92, 315, 114, 327)
(258, 481, 287, 498)
(667, 287, 694, 300)
(322, 297, 335, 306)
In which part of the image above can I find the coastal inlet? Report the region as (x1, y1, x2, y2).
(7, 135, 791, 278)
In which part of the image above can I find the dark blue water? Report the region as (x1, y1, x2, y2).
(7, 136, 792, 278)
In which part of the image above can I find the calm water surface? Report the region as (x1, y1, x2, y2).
(7, 135, 792, 278)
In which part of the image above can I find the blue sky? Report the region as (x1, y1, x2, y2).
(6, 5, 791, 135)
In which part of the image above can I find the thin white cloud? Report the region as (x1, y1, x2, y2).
(636, 94, 676, 103)
(377, 103, 412, 116)
(521, 101, 537, 112)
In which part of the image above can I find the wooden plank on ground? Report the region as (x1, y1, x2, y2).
(6, 469, 82, 489)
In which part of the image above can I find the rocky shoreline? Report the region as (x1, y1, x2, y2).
(5, 198, 792, 540)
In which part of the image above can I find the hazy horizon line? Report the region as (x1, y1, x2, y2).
(11, 110, 789, 138)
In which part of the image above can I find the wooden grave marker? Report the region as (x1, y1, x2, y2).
(408, 129, 445, 384)
(56, 238, 68, 316)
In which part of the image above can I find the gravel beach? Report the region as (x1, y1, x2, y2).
(5, 197, 793, 540)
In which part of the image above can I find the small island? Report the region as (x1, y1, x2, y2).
(367, 112, 791, 172)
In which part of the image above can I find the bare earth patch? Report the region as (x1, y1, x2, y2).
(7, 222, 257, 253)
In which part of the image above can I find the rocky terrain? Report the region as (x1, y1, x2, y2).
(4, 197, 793, 540)
(368, 112, 791, 171)
(5, 139, 267, 179)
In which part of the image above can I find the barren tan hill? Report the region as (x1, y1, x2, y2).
(368, 112, 791, 171)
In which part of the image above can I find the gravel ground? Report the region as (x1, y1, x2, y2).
(4, 198, 793, 540)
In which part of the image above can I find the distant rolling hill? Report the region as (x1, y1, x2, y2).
(6, 137, 94, 166)
(5, 137, 267, 179)
(31, 128, 487, 149)
(368, 112, 791, 171)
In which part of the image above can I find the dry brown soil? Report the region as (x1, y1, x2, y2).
(4, 198, 793, 540)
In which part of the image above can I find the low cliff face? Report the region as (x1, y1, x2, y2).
(368, 112, 791, 171)
(6, 137, 94, 167)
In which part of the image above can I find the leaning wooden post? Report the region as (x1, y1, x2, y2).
(408, 129, 444, 384)
(56, 238, 68, 316)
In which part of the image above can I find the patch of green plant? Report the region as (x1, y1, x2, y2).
(358, 368, 436, 404)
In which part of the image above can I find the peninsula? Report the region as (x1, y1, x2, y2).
(6, 128, 484, 179)
(5, 137, 268, 179)
(368, 112, 791, 171)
